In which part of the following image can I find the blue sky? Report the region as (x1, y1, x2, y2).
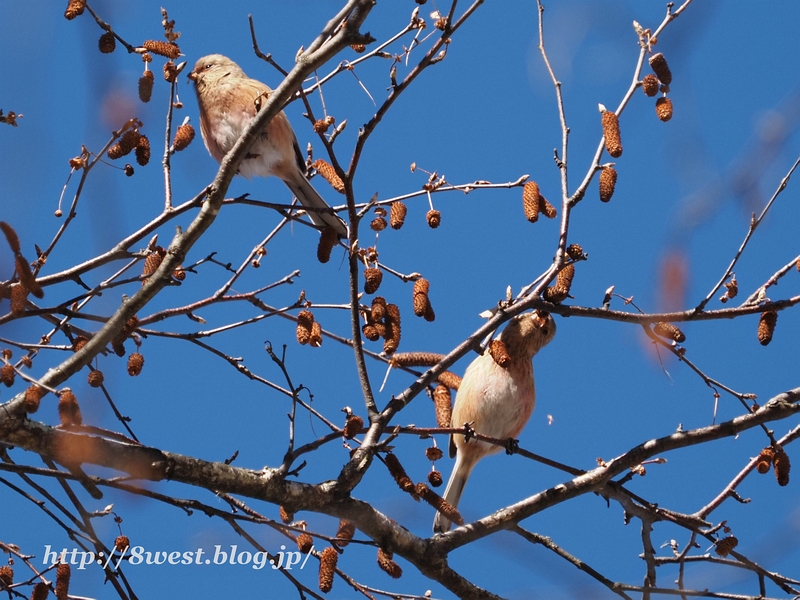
(1, 1, 799, 599)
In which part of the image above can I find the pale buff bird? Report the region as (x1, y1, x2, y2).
(188, 54, 348, 238)
(433, 310, 556, 533)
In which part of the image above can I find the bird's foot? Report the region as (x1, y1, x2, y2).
(505, 438, 520, 455)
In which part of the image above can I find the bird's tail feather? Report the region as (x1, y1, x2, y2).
(284, 174, 348, 238)
(433, 454, 474, 533)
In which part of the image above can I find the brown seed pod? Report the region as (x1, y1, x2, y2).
(641, 73, 659, 97)
(86, 370, 104, 389)
(428, 470, 443, 487)
(343, 414, 363, 439)
(10, 284, 28, 316)
(601, 110, 622, 158)
(56, 562, 71, 600)
(377, 548, 403, 578)
(426, 446, 444, 462)
(437, 371, 462, 391)
(655, 97, 673, 122)
(172, 123, 195, 151)
(426, 209, 441, 229)
(32, 582, 49, 600)
(124, 164, 135, 176)
(0, 364, 15, 387)
(351, 43, 366, 53)
(540, 197, 557, 219)
(543, 263, 575, 303)
(313, 159, 345, 193)
(296, 310, 314, 345)
(296, 533, 313, 554)
(279, 506, 293, 524)
(313, 119, 330, 134)
(488, 339, 512, 368)
(757, 310, 777, 346)
(135, 135, 151, 166)
(58, 389, 82, 426)
(99, 32, 116, 53)
(142, 246, 165, 283)
(383, 304, 401, 354)
(371, 216, 387, 231)
(24, 385, 45, 413)
(138, 70, 155, 102)
(522, 181, 542, 223)
(433, 384, 452, 429)
(0, 221, 21, 253)
(21, 355, 32, 368)
(413, 279, 431, 317)
(309, 321, 323, 347)
(64, 0, 86, 19)
(756, 446, 775, 474)
(389, 201, 407, 229)
(415, 482, 463, 526)
(127, 352, 144, 376)
(384, 453, 417, 496)
(334, 520, 356, 548)
(371, 296, 387, 322)
(141, 52, 153, 63)
(318, 547, 338, 593)
(714, 536, 738, 558)
(172, 266, 186, 281)
(2, 348, 12, 359)
(16, 254, 44, 299)
(0, 565, 12, 586)
(317, 225, 339, 264)
(108, 129, 141, 160)
(599, 166, 617, 202)
(142, 40, 181, 59)
(722, 277, 738, 302)
(653, 322, 686, 343)
(163, 60, 178, 82)
(362, 323, 380, 341)
(114, 535, 130, 552)
(774, 447, 791, 486)
(364, 267, 383, 294)
(649, 52, 672, 85)
(566, 244, 585, 261)
(389, 352, 444, 368)
(73, 336, 89, 352)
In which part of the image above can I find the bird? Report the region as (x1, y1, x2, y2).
(188, 54, 348, 238)
(433, 310, 556, 533)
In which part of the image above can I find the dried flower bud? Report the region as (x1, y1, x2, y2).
(313, 159, 345, 193)
(641, 74, 659, 96)
(108, 129, 141, 160)
(58, 389, 82, 426)
(0, 221, 21, 253)
(543, 263, 575, 303)
(334, 520, 356, 547)
(722, 277, 738, 302)
(124, 164, 135, 176)
(383, 304, 401, 354)
(389, 352, 443, 368)
(64, 0, 86, 20)
(371, 296, 387, 322)
(343, 414, 363, 439)
(540, 197, 557, 218)
(0, 565, 12, 587)
(426, 209, 441, 229)
(56, 562, 71, 600)
(0, 364, 15, 387)
(313, 119, 330, 134)
(364, 267, 383, 294)
(655, 97, 673, 122)
(433, 384, 452, 429)
(437, 371, 462, 391)
(757, 310, 777, 346)
(653, 322, 686, 343)
(162, 60, 178, 82)
(774, 446, 790, 486)
(390, 201, 407, 229)
(138, 71, 155, 103)
(279, 506, 293, 524)
(142, 246, 166, 283)
(143, 40, 181, 59)
(377, 548, 402, 578)
(413, 278, 431, 317)
(351, 43, 366, 53)
(428, 470, 443, 487)
(1, 348, 11, 359)
(599, 166, 617, 202)
(73, 336, 89, 352)
(318, 547, 338, 592)
(88, 369, 104, 387)
(141, 52, 153, 63)
(32, 582, 49, 600)
(20, 355, 31, 369)
(296, 533, 313, 554)
(15, 254, 43, 298)
(296, 310, 314, 345)
(415, 482, 463, 526)
(172, 123, 195, 151)
(115, 535, 130, 552)
(371, 216, 388, 231)
(362, 323, 380, 341)
(522, 181, 541, 223)
(714, 536, 738, 557)
(317, 225, 339, 264)
(172, 266, 186, 281)
(384, 453, 416, 496)
(127, 352, 144, 376)
(135, 135, 151, 166)
(24, 385, 45, 413)
(566, 244, 585, 261)
(488, 339, 512, 368)
(309, 321, 323, 347)
(98, 31, 116, 53)
(601, 110, 622, 158)
(426, 446, 443, 462)
(10, 285, 28, 316)
(649, 52, 672, 85)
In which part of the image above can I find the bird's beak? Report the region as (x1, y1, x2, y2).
(175, 60, 187, 74)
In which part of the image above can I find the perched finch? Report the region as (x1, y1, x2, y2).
(433, 310, 556, 533)
(188, 54, 348, 238)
